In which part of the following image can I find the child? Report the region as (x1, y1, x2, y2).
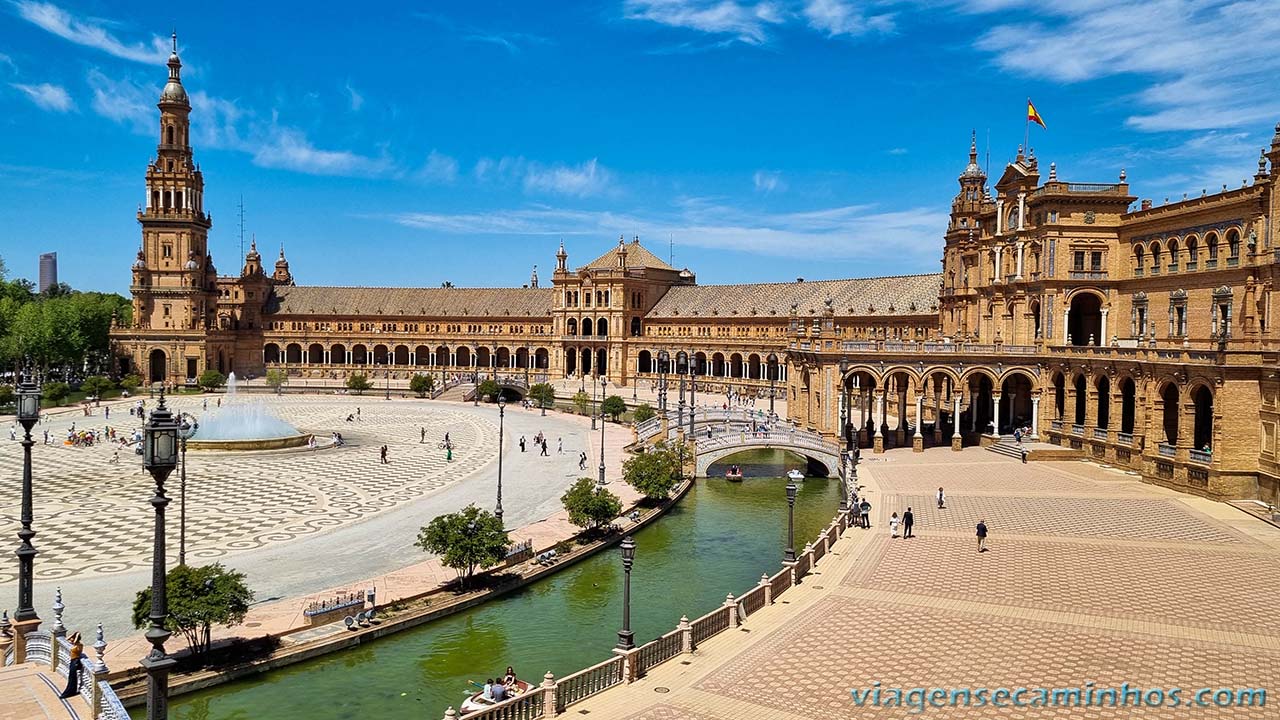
(889, 511, 901, 538)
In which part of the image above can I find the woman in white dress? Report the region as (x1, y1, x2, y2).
(889, 511, 901, 538)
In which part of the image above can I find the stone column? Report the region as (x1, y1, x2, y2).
(933, 386, 944, 445)
(992, 393, 1002, 435)
(895, 385, 908, 446)
(1031, 395, 1041, 439)
(679, 615, 693, 652)
(1016, 241, 1025, 280)
(1100, 308, 1109, 344)
(1017, 191, 1026, 230)
(970, 387, 979, 431)
(324, 350, 331, 364)
(1062, 306, 1071, 346)
(996, 199, 1004, 234)
(994, 246, 1004, 283)
(912, 393, 924, 452)
(873, 390, 885, 453)
(952, 395, 963, 451)
(541, 672, 558, 717)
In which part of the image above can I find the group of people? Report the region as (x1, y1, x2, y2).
(519, 432, 556, 456)
(480, 667, 523, 703)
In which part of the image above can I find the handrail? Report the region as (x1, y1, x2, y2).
(555, 655, 623, 711)
(636, 629, 683, 674)
(690, 605, 731, 646)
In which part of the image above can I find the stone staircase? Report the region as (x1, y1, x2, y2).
(986, 435, 1025, 460)
(436, 383, 474, 402)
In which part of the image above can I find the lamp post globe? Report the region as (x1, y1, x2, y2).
(616, 536, 636, 650)
(14, 371, 41, 623)
(142, 389, 180, 720)
(784, 480, 798, 563)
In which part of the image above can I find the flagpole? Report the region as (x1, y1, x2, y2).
(1023, 97, 1030, 157)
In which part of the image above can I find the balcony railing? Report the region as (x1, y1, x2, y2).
(1158, 443, 1176, 458)
(1189, 448, 1212, 464)
(1117, 431, 1133, 445)
(1069, 270, 1108, 281)
(1186, 261, 1198, 271)
(1071, 424, 1085, 436)
(1051, 419, 1064, 431)
(1006, 274, 1018, 284)
(1206, 259, 1218, 269)
(1092, 427, 1109, 440)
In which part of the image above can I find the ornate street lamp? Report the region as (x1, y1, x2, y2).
(687, 351, 696, 436)
(142, 389, 180, 720)
(176, 413, 199, 566)
(838, 358, 849, 451)
(657, 350, 669, 413)
(495, 395, 506, 524)
(598, 378, 607, 486)
(616, 536, 636, 650)
(676, 352, 686, 431)
(784, 479, 798, 563)
(14, 372, 41, 624)
(591, 373, 598, 430)
(767, 353, 779, 417)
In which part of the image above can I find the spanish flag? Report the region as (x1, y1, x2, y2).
(1027, 99, 1047, 129)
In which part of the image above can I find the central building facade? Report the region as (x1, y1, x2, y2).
(112, 48, 1280, 504)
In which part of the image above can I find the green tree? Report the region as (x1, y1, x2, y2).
(632, 403, 656, 424)
(409, 373, 436, 398)
(0, 385, 13, 406)
(475, 379, 499, 402)
(120, 374, 142, 393)
(528, 382, 556, 409)
(572, 390, 590, 415)
(345, 372, 371, 395)
(42, 381, 70, 406)
(561, 477, 622, 531)
(601, 395, 626, 422)
(132, 563, 254, 658)
(624, 440, 683, 501)
(265, 369, 288, 394)
(80, 375, 114, 399)
(196, 370, 226, 392)
(415, 504, 509, 589)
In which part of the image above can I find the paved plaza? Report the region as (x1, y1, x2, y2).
(0, 393, 631, 647)
(574, 449, 1280, 719)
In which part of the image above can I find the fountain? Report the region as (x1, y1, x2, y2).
(187, 373, 313, 451)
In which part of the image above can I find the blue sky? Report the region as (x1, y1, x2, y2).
(2, 0, 1278, 295)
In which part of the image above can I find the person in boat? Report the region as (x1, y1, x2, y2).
(482, 679, 495, 701)
(504, 666, 518, 690)
(492, 679, 508, 702)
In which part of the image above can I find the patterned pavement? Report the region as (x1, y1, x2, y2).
(576, 450, 1280, 720)
(0, 395, 494, 583)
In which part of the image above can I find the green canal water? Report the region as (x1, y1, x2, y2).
(150, 450, 837, 720)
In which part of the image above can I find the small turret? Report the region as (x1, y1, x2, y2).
(273, 244, 293, 284)
(556, 240, 568, 272)
(530, 264, 539, 288)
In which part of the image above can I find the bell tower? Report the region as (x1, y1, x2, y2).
(133, 32, 215, 333)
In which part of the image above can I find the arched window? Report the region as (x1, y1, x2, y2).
(597, 317, 608, 336)
(581, 317, 593, 336)
(1185, 236, 1199, 269)
(1227, 229, 1241, 262)
(166, 125, 175, 145)
(1133, 245, 1145, 276)
(1149, 241, 1162, 274)
(567, 318, 577, 336)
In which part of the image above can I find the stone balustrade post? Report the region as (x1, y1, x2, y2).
(0, 610, 12, 663)
(679, 615, 693, 653)
(614, 646, 641, 683)
(89, 624, 108, 710)
(725, 593, 738, 627)
(541, 671, 558, 717)
(759, 573, 772, 605)
(784, 560, 798, 587)
(443, 706, 457, 720)
(49, 587, 65, 672)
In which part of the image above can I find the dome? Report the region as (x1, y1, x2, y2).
(132, 250, 146, 269)
(184, 252, 198, 270)
(161, 79, 188, 103)
(961, 161, 985, 179)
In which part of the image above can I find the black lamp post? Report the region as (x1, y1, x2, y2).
(14, 372, 41, 624)
(767, 353, 778, 417)
(591, 373, 598, 430)
(784, 479, 798, 563)
(657, 350, 669, 413)
(495, 395, 506, 524)
(176, 412, 198, 566)
(676, 352, 686, 431)
(142, 389, 180, 720)
(616, 536, 635, 650)
(598, 379, 607, 486)
(687, 352, 696, 436)
(385, 363, 391, 401)
(838, 358, 849, 451)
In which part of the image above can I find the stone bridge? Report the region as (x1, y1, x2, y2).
(637, 407, 779, 443)
(694, 430, 840, 477)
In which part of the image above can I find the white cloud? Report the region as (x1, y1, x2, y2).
(86, 69, 152, 132)
(887, 147, 908, 155)
(802, 0, 894, 37)
(14, 0, 169, 63)
(418, 150, 459, 183)
(345, 82, 363, 111)
(252, 127, 392, 177)
(0, 53, 16, 73)
(964, 0, 1280, 132)
(752, 169, 785, 193)
(390, 198, 946, 262)
(523, 158, 613, 197)
(623, 0, 786, 45)
(10, 82, 73, 111)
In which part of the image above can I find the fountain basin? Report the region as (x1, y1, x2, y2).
(186, 434, 313, 452)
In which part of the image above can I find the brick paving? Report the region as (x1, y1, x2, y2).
(570, 447, 1280, 720)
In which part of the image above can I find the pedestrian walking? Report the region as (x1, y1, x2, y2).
(903, 507, 914, 538)
(557, 437, 563, 454)
(357, 407, 361, 420)
(936, 487, 946, 509)
(446, 445, 453, 462)
(380, 445, 388, 464)
(858, 498, 871, 529)
(1014, 427, 1022, 444)
(976, 519, 989, 552)
(889, 512, 901, 538)
(541, 439, 549, 457)
(520, 436, 526, 452)
(1021, 446, 1028, 463)
(421, 427, 426, 443)
(104, 406, 109, 419)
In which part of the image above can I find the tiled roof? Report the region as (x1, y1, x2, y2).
(645, 274, 942, 319)
(265, 285, 555, 318)
(582, 239, 675, 271)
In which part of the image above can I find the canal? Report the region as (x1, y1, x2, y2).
(151, 450, 838, 719)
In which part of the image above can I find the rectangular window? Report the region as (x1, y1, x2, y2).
(1073, 251, 1085, 271)
(1091, 252, 1103, 271)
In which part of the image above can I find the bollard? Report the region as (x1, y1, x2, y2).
(679, 615, 693, 653)
(760, 573, 772, 605)
(724, 593, 738, 627)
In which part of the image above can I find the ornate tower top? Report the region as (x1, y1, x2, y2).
(273, 244, 293, 284)
(556, 240, 567, 271)
(616, 235, 628, 268)
(160, 32, 189, 107)
(530, 264, 538, 288)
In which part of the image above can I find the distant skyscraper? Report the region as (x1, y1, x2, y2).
(38, 252, 57, 292)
